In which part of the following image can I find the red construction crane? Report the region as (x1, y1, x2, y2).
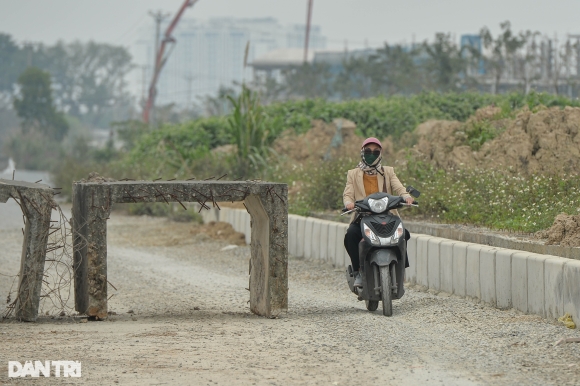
(143, 0, 198, 124)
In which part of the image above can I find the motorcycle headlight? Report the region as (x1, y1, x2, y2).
(368, 197, 388, 213)
(391, 222, 404, 244)
(363, 223, 381, 245)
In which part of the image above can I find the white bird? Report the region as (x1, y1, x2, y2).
(1, 158, 15, 175)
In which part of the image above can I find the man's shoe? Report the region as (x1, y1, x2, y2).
(354, 271, 363, 288)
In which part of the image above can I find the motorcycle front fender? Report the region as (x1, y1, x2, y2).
(369, 248, 399, 267)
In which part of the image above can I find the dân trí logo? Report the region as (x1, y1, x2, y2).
(8, 361, 81, 378)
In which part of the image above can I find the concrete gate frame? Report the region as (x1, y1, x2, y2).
(72, 180, 288, 320)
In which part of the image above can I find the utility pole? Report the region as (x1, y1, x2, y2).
(303, 0, 313, 64)
(148, 10, 170, 125)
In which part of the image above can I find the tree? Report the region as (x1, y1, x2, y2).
(368, 44, 423, 95)
(282, 63, 334, 99)
(0, 34, 23, 104)
(423, 33, 468, 91)
(480, 21, 526, 94)
(13, 67, 69, 141)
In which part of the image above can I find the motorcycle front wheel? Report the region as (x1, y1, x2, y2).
(380, 265, 393, 316)
(365, 300, 379, 311)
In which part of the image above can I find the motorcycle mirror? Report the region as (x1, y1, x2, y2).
(406, 186, 421, 198)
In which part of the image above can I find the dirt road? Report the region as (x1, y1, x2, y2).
(1, 213, 580, 385)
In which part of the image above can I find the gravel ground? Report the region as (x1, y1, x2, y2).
(1, 213, 580, 385)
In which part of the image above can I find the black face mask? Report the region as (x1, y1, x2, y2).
(362, 148, 381, 165)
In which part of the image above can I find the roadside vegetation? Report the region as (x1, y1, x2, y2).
(48, 89, 580, 233)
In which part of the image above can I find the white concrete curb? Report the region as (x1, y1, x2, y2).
(206, 208, 580, 326)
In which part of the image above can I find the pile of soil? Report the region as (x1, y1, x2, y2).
(273, 118, 394, 164)
(190, 221, 246, 246)
(410, 106, 580, 175)
(536, 213, 580, 247)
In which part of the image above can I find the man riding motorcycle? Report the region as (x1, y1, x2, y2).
(343, 137, 413, 289)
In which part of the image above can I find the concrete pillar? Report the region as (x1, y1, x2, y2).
(406, 234, 418, 284)
(72, 183, 112, 319)
(319, 220, 331, 262)
(479, 247, 497, 306)
(495, 249, 513, 309)
(1, 180, 56, 321)
(427, 238, 442, 291)
(511, 252, 529, 314)
(439, 240, 455, 294)
(544, 257, 565, 320)
(310, 219, 322, 260)
(303, 218, 314, 259)
(416, 236, 430, 287)
(527, 254, 549, 317)
(287, 215, 299, 256)
(327, 222, 338, 265)
(466, 245, 482, 301)
(563, 259, 580, 325)
(452, 242, 468, 297)
(295, 217, 306, 258)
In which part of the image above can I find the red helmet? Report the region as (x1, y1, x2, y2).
(361, 137, 382, 149)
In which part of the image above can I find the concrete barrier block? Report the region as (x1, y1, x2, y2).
(337, 223, 349, 267)
(415, 236, 430, 287)
(311, 219, 323, 260)
(479, 247, 497, 306)
(466, 245, 482, 300)
(544, 257, 565, 320)
(563, 259, 580, 327)
(232, 210, 240, 232)
(326, 222, 338, 265)
(511, 252, 528, 314)
(439, 240, 455, 293)
(527, 254, 550, 317)
(295, 217, 306, 258)
(406, 234, 418, 284)
(495, 249, 513, 309)
(303, 218, 315, 259)
(318, 220, 331, 262)
(452, 242, 468, 297)
(287, 215, 298, 256)
(427, 238, 442, 291)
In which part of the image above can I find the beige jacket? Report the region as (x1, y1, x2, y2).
(343, 166, 411, 220)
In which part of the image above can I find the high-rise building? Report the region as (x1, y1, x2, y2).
(135, 17, 327, 108)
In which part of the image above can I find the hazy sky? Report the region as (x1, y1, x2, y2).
(2, 0, 580, 51)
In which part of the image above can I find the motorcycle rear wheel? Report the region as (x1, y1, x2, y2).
(365, 300, 379, 311)
(380, 265, 393, 316)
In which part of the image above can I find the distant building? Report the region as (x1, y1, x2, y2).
(135, 17, 326, 108)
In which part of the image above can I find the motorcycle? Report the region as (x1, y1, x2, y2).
(342, 187, 420, 316)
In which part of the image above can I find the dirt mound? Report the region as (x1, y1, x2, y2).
(410, 106, 580, 175)
(273, 119, 394, 164)
(190, 221, 246, 246)
(537, 213, 580, 247)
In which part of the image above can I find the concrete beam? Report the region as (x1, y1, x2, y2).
(72, 180, 288, 319)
